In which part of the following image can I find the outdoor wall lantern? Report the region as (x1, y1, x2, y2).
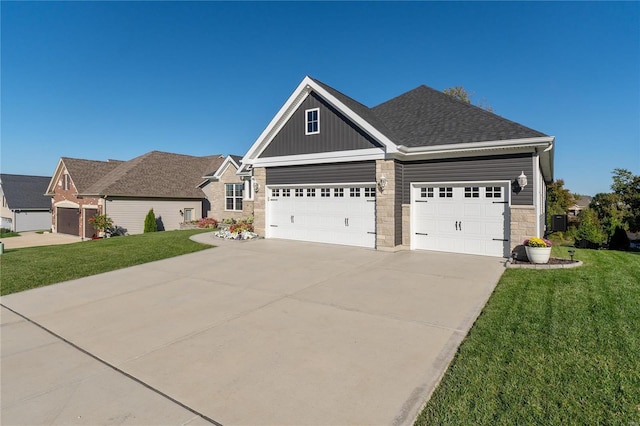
(253, 182, 260, 193)
(378, 175, 388, 192)
(517, 171, 528, 189)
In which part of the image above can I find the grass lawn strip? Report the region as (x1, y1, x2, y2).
(0, 229, 212, 296)
(415, 246, 640, 425)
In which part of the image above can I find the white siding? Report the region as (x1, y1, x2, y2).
(104, 199, 202, 235)
(15, 211, 52, 232)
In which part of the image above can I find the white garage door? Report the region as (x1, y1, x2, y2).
(412, 183, 509, 257)
(267, 186, 376, 248)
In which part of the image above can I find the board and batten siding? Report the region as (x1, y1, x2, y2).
(397, 153, 535, 206)
(260, 92, 382, 158)
(266, 161, 376, 185)
(105, 198, 202, 234)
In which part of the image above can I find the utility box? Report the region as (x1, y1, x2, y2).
(552, 214, 568, 232)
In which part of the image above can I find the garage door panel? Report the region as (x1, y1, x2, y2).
(268, 186, 376, 248)
(413, 183, 509, 257)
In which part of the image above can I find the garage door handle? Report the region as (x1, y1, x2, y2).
(459, 221, 462, 231)
(455, 221, 459, 230)
(416, 200, 429, 203)
(270, 225, 278, 227)
(493, 201, 508, 204)
(415, 232, 428, 236)
(291, 215, 294, 223)
(367, 231, 376, 234)
(345, 218, 349, 227)
(493, 238, 508, 241)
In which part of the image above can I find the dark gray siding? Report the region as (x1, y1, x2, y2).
(266, 161, 376, 185)
(260, 92, 382, 158)
(398, 154, 534, 205)
(395, 161, 403, 246)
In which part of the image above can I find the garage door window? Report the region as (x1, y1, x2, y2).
(282, 189, 291, 197)
(350, 188, 361, 197)
(364, 187, 376, 198)
(272, 189, 280, 197)
(225, 183, 243, 211)
(321, 188, 330, 197)
(307, 188, 316, 197)
(439, 187, 453, 198)
(334, 188, 344, 197)
(295, 188, 304, 197)
(464, 187, 480, 198)
(420, 187, 434, 198)
(486, 187, 502, 198)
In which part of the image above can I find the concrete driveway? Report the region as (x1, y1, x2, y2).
(1, 236, 506, 425)
(1, 231, 82, 250)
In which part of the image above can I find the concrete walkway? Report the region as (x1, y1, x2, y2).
(1, 236, 506, 425)
(1, 231, 83, 250)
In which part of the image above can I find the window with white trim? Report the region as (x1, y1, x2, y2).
(61, 174, 70, 190)
(305, 108, 319, 135)
(225, 183, 243, 211)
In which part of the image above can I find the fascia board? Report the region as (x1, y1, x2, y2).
(252, 148, 385, 168)
(243, 78, 313, 163)
(213, 156, 240, 179)
(45, 159, 65, 195)
(397, 136, 554, 154)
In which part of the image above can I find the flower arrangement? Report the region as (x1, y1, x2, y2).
(229, 222, 254, 234)
(197, 218, 219, 229)
(524, 237, 552, 248)
(88, 214, 113, 233)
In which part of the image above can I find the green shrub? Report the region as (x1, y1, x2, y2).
(576, 207, 606, 246)
(144, 209, 157, 233)
(609, 226, 630, 251)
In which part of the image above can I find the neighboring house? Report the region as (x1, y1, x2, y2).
(240, 76, 555, 257)
(568, 195, 592, 217)
(46, 151, 225, 236)
(199, 154, 254, 221)
(0, 174, 52, 232)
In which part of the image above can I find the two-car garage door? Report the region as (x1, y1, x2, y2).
(267, 185, 376, 248)
(412, 183, 509, 257)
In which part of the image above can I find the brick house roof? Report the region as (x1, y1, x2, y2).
(84, 151, 225, 198)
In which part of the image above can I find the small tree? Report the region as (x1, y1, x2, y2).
(144, 209, 157, 233)
(575, 207, 606, 247)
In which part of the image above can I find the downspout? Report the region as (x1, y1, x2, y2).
(533, 153, 541, 237)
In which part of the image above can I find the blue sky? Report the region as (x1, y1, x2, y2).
(2, 1, 638, 196)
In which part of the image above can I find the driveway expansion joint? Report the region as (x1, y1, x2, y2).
(0, 303, 224, 426)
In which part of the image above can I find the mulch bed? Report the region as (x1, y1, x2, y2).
(510, 257, 577, 265)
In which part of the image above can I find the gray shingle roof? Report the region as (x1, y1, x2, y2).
(0, 174, 51, 210)
(84, 151, 225, 198)
(310, 78, 547, 147)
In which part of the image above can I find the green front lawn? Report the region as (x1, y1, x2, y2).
(0, 230, 20, 238)
(416, 247, 640, 425)
(0, 229, 212, 296)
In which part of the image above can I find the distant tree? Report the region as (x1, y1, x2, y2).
(443, 86, 494, 112)
(144, 209, 157, 233)
(590, 192, 625, 237)
(611, 168, 640, 231)
(546, 179, 577, 229)
(609, 226, 630, 251)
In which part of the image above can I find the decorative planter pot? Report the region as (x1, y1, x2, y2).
(525, 246, 552, 264)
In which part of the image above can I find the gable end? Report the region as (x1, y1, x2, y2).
(259, 92, 383, 158)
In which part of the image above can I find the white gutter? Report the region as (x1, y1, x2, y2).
(397, 136, 554, 155)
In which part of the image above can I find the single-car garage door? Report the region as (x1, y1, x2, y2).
(267, 185, 376, 248)
(57, 207, 80, 236)
(412, 183, 509, 257)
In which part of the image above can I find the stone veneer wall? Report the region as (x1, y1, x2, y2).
(510, 205, 538, 253)
(402, 204, 411, 246)
(252, 168, 266, 236)
(375, 159, 397, 250)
